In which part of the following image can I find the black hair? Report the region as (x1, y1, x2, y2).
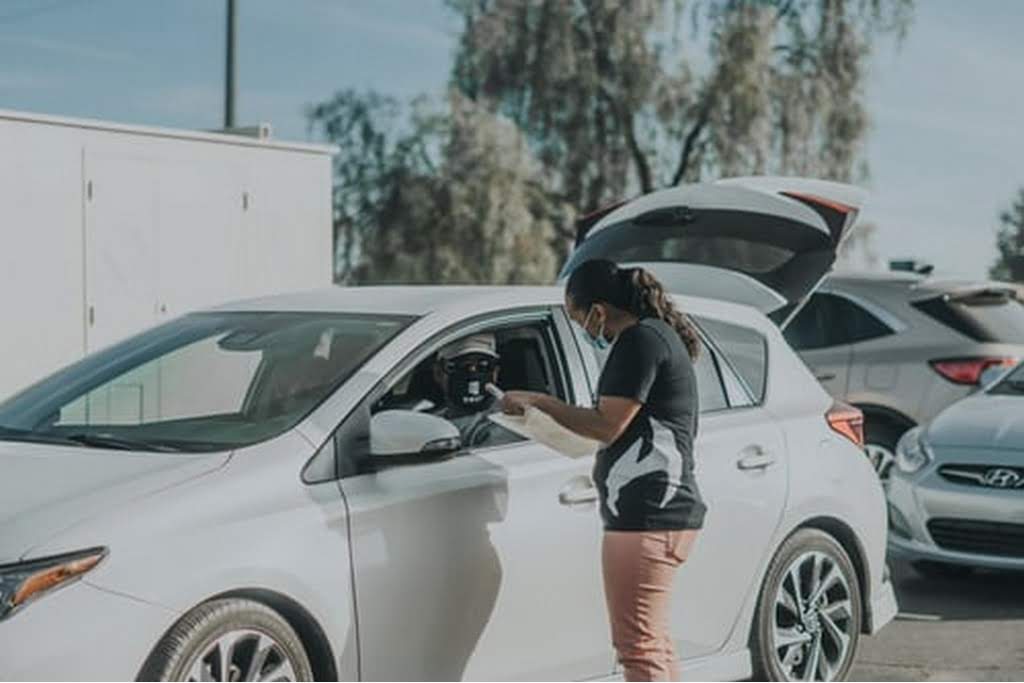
(565, 259, 701, 360)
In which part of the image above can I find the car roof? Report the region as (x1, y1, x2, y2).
(209, 285, 561, 316)
(207, 284, 772, 331)
(828, 271, 1022, 298)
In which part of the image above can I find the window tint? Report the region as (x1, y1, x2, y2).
(572, 322, 729, 413)
(784, 293, 893, 350)
(694, 343, 728, 412)
(914, 291, 1024, 342)
(784, 294, 830, 350)
(0, 313, 412, 452)
(697, 316, 768, 402)
(830, 295, 893, 344)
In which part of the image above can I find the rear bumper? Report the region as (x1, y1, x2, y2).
(0, 579, 178, 680)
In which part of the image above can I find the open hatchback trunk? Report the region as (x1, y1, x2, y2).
(560, 176, 866, 326)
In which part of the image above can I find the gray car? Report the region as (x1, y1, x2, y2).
(782, 272, 1024, 480)
(887, 361, 1024, 577)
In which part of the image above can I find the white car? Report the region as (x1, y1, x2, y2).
(0, 177, 896, 681)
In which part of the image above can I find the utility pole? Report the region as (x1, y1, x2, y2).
(224, 0, 236, 128)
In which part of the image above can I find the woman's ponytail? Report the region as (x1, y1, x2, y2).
(565, 259, 701, 360)
(620, 267, 701, 360)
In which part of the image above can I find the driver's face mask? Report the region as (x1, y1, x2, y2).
(443, 355, 498, 412)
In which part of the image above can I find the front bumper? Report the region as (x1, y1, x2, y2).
(0, 579, 178, 680)
(887, 463, 1024, 570)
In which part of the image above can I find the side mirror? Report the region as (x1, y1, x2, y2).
(370, 410, 461, 460)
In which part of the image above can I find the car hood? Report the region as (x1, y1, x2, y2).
(927, 394, 1024, 451)
(0, 441, 229, 563)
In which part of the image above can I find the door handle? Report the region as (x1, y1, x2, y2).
(815, 372, 837, 382)
(737, 447, 776, 471)
(559, 477, 599, 506)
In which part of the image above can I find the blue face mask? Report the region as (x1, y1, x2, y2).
(580, 307, 610, 351)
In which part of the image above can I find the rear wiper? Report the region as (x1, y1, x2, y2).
(60, 432, 184, 453)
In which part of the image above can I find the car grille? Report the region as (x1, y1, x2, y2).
(939, 464, 1024, 490)
(927, 518, 1024, 558)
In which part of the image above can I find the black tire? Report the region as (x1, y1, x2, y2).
(912, 560, 974, 580)
(750, 529, 863, 682)
(863, 418, 908, 483)
(139, 598, 313, 682)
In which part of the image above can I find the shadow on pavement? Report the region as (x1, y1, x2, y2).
(890, 559, 1024, 621)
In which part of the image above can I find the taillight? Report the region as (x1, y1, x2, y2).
(929, 357, 1017, 385)
(827, 401, 865, 448)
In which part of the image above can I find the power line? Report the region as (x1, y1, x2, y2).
(0, 0, 88, 26)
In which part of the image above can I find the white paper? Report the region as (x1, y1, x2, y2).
(489, 407, 601, 458)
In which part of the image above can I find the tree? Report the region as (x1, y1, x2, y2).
(312, 0, 912, 283)
(450, 0, 912, 254)
(990, 188, 1024, 282)
(307, 90, 563, 284)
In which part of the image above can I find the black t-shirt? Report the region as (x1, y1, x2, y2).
(593, 317, 706, 531)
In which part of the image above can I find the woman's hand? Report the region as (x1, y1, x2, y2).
(500, 390, 547, 416)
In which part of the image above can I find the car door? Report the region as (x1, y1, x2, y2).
(561, 176, 866, 326)
(336, 309, 612, 681)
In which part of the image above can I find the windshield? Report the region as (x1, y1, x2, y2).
(990, 363, 1024, 396)
(0, 312, 413, 452)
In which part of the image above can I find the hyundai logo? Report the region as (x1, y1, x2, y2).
(983, 468, 1022, 489)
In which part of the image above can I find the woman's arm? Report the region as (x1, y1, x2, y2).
(502, 391, 641, 445)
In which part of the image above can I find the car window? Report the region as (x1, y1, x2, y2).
(697, 316, 767, 403)
(989, 363, 1024, 396)
(829, 295, 894, 344)
(784, 293, 831, 350)
(694, 343, 729, 412)
(369, 318, 569, 454)
(784, 292, 893, 350)
(0, 312, 412, 452)
(573, 320, 730, 413)
(913, 290, 1024, 342)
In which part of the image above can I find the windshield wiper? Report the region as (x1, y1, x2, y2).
(0, 426, 81, 447)
(60, 432, 184, 453)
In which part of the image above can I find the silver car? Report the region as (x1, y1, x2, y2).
(887, 362, 1024, 577)
(782, 273, 1024, 480)
(0, 177, 896, 681)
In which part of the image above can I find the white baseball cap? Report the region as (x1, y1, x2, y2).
(438, 333, 499, 361)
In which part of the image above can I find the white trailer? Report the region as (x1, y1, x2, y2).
(0, 109, 336, 400)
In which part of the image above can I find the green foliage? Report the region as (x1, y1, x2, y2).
(990, 188, 1024, 283)
(311, 0, 914, 284)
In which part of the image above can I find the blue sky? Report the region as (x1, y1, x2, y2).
(2, 0, 1021, 280)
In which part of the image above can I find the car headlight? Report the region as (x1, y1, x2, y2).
(0, 547, 106, 621)
(894, 427, 933, 474)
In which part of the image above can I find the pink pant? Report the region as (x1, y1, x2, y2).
(602, 529, 699, 682)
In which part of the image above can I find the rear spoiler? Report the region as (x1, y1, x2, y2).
(573, 199, 630, 246)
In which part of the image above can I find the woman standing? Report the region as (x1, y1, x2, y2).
(501, 258, 706, 682)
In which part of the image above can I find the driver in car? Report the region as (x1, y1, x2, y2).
(431, 333, 506, 449)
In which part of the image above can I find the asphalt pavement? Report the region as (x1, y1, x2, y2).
(850, 560, 1024, 681)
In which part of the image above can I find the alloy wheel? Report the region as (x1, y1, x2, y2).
(772, 551, 855, 681)
(865, 442, 895, 482)
(184, 629, 297, 682)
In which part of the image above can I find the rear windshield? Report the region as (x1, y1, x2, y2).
(559, 209, 833, 303)
(0, 312, 413, 453)
(912, 291, 1024, 342)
